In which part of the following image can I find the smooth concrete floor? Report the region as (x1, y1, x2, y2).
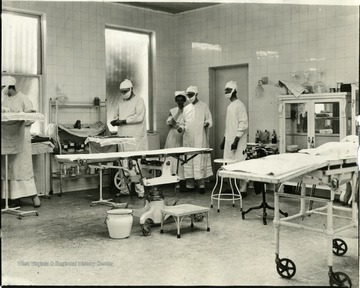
(1, 182, 359, 286)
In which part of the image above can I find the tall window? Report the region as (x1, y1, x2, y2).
(1, 10, 43, 133)
(105, 27, 151, 132)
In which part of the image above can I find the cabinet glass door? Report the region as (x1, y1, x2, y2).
(314, 101, 340, 146)
(284, 102, 308, 151)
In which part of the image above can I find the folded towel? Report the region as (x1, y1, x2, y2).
(279, 80, 306, 97)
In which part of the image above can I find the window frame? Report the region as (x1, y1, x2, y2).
(1, 7, 46, 133)
(105, 24, 154, 131)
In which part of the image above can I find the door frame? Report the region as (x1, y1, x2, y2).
(209, 63, 249, 156)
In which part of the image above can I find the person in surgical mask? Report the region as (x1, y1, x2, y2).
(110, 79, 148, 198)
(220, 80, 249, 197)
(164, 91, 187, 189)
(178, 85, 213, 194)
(1, 76, 41, 208)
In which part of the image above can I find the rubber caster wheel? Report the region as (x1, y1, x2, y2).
(18, 216, 22, 220)
(241, 212, 245, 220)
(333, 238, 348, 256)
(276, 258, 296, 279)
(210, 204, 213, 208)
(329, 271, 352, 287)
(141, 225, 151, 236)
(283, 212, 288, 217)
(263, 219, 267, 225)
(194, 213, 204, 222)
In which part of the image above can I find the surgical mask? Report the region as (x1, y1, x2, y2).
(122, 91, 131, 99)
(225, 88, 234, 99)
(187, 96, 195, 103)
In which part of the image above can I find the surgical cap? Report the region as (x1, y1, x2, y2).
(186, 86, 198, 94)
(225, 81, 237, 91)
(174, 91, 186, 98)
(119, 79, 133, 90)
(2, 76, 16, 87)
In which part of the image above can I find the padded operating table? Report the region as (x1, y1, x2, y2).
(218, 142, 358, 287)
(55, 147, 212, 235)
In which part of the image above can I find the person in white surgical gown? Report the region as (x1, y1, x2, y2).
(220, 80, 249, 196)
(178, 85, 213, 194)
(164, 91, 187, 188)
(110, 79, 148, 198)
(1, 76, 41, 207)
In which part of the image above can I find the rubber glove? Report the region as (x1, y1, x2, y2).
(220, 137, 225, 150)
(110, 119, 126, 126)
(231, 136, 240, 150)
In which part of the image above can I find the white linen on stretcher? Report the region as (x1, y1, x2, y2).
(223, 141, 358, 176)
(223, 153, 329, 176)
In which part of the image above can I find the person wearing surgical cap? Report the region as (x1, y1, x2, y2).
(1, 76, 41, 207)
(220, 80, 249, 197)
(178, 85, 213, 194)
(110, 79, 148, 198)
(164, 91, 187, 189)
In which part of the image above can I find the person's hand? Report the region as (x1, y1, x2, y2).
(220, 137, 225, 150)
(177, 127, 183, 133)
(204, 122, 210, 127)
(231, 137, 240, 150)
(111, 119, 126, 126)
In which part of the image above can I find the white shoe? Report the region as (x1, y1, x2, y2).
(137, 193, 144, 198)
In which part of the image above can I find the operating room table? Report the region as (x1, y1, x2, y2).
(54, 147, 212, 235)
(218, 148, 358, 287)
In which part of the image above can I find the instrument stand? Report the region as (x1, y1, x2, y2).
(90, 164, 128, 208)
(1, 155, 39, 219)
(242, 182, 287, 225)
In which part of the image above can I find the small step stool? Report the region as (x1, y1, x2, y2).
(160, 204, 210, 238)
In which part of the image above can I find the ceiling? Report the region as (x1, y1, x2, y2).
(118, 2, 220, 14)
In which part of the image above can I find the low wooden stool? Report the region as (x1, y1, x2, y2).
(160, 204, 210, 238)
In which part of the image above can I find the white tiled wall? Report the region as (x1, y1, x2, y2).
(2, 1, 359, 192)
(175, 3, 359, 140)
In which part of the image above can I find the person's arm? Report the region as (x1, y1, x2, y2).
(22, 94, 35, 126)
(125, 98, 146, 124)
(177, 105, 193, 133)
(235, 102, 248, 138)
(203, 104, 213, 128)
(166, 112, 176, 127)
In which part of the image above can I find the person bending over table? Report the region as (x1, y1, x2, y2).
(1, 76, 41, 208)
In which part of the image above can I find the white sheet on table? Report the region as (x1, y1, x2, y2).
(223, 153, 329, 176)
(299, 142, 357, 160)
(1, 112, 44, 122)
(85, 136, 136, 147)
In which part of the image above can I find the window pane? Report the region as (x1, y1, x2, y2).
(105, 28, 149, 132)
(1, 12, 41, 74)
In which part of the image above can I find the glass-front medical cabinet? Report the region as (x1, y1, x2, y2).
(277, 92, 356, 153)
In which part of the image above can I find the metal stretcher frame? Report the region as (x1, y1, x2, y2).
(219, 156, 358, 287)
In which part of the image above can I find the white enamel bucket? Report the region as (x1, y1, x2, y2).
(105, 209, 133, 239)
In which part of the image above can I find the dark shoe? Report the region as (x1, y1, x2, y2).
(199, 188, 206, 194)
(32, 195, 41, 208)
(180, 187, 195, 193)
(240, 192, 247, 198)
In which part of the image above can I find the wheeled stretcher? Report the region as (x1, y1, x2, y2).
(218, 142, 358, 287)
(54, 147, 212, 236)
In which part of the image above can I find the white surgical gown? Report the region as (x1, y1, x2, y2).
(181, 101, 213, 180)
(164, 107, 184, 179)
(1, 92, 38, 199)
(223, 99, 248, 162)
(115, 94, 148, 151)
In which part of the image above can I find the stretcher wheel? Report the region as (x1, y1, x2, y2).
(141, 224, 151, 236)
(276, 258, 296, 279)
(333, 238, 348, 256)
(194, 213, 204, 222)
(329, 271, 352, 287)
(114, 170, 130, 190)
